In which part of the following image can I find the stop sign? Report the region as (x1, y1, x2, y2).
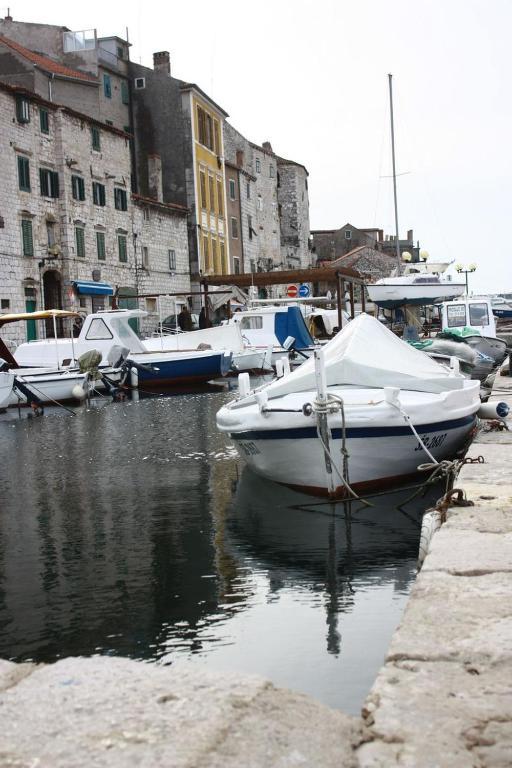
(287, 284, 298, 298)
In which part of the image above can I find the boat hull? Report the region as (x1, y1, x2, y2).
(229, 415, 477, 497)
(131, 350, 232, 388)
(367, 283, 465, 308)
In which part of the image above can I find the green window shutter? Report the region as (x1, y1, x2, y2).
(75, 227, 85, 257)
(50, 171, 59, 198)
(72, 175, 78, 200)
(96, 231, 106, 260)
(91, 126, 101, 151)
(39, 108, 49, 134)
(39, 168, 49, 196)
(17, 156, 30, 191)
(72, 174, 85, 201)
(93, 182, 106, 206)
(118, 234, 127, 262)
(103, 74, 112, 98)
(21, 220, 34, 256)
(121, 81, 129, 104)
(79, 177, 85, 200)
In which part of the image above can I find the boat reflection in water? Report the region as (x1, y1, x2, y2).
(204, 467, 441, 713)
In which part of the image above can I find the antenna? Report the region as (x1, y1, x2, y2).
(388, 73, 402, 274)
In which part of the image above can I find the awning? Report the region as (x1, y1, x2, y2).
(73, 280, 114, 296)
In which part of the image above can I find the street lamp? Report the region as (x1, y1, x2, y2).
(455, 263, 477, 295)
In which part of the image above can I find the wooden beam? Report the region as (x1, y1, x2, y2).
(201, 265, 366, 288)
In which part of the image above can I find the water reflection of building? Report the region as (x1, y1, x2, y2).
(0, 393, 237, 661)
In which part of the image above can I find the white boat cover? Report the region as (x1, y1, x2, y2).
(143, 323, 245, 352)
(264, 313, 464, 399)
(207, 285, 248, 313)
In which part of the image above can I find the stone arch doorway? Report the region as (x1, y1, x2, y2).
(43, 269, 63, 337)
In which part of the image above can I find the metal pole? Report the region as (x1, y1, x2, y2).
(361, 283, 366, 313)
(349, 282, 355, 319)
(52, 313, 60, 370)
(336, 272, 343, 330)
(204, 282, 210, 324)
(388, 73, 402, 274)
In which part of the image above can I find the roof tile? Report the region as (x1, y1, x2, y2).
(0, 34, 97, 83)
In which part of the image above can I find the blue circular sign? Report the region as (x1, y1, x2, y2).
(298, 284, 310, 298)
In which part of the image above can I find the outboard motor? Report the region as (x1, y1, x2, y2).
(106, 345, 130, 368)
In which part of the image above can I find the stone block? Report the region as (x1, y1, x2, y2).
(359, 659, 512, 768)
(421, 528, 512, 576)
(387, 570, 512, 664)
(0, 657, 359, 768)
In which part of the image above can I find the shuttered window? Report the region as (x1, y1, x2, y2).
(75, 227, 85, 257)
(72, 175, 86, 201)
(16, 94, 30, 123)
(21, 219, 34, 256)
(91, 126, 101, 151)
(39, 168, 59, 198)
(121, 81, 129, 104)
(92, 182, 106, 206)
(39, 108, 49, 134)
(217, 178, 224, 217)
(17, 156, 30, 191)
(118, 234, 127, 262)
(103, 74, 112, 98)
(114, 187, 127, 210)
(96, 231, 106, 260)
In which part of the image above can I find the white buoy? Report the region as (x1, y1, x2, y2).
(477, 401, 510, 420)
(275, 359, 285, 378)
(130, 367, 139, 389)
(72, 384, 86, 401)
(282, 357, 291, 376)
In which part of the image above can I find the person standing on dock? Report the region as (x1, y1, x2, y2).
(178, 305, 193, 332)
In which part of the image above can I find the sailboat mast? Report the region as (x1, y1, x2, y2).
(388, 73, 401, 274)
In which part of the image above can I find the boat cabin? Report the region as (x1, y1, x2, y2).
(438, 297, 497, 338)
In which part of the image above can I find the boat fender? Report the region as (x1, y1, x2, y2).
(282, 357, 291, 376)
(477, 401, 510, 420)
(256, 390, 268, 413)
(71, 384, 86, 401)
(238, 372, 250, 399)
(275, 359, 285, 378)
(384, 386, 400, 406)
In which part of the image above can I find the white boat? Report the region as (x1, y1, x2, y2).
(0, 370, 15, 409)
(490, 296, 512, 319)
(228, 305, 316, 365)
(143, 323, 272, 373)
(367, 274, 466, 309)
(217, 314, 481, 498)
(0, 310, 126, 405)
(14, 310, 232, 388)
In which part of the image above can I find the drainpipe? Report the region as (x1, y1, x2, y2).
(48, 73, 55, 102)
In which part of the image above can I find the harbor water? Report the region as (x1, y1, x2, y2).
(0, 388, 441, 714)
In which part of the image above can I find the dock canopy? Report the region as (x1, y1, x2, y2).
(73, 280, 114, 296)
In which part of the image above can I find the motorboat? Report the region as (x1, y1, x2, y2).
(437, 298, 508, 365)
(491, 296, 512, 320)
(143, 323, 272, 373)
(14, 310, 232, 389)
(0, 310, 131, 405)
(228, 305, 316, 366)
(217, 314, 481, 498)
(367, 274, 465, 309)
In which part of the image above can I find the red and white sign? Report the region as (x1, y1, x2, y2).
(287, 284, 298, 298)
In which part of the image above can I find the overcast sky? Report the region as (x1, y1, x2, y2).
(6, 0, 511, 292)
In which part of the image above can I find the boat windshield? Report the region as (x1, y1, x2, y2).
(413, 276, 440, 284)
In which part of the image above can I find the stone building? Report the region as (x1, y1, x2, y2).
(311, 223, 419, 265)
(129, 54, 230, 287)
(0, 18, 132, 131)
(223, 125, 310, 278)
(0, 81, 189, 350)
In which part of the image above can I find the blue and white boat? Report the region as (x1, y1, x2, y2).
(14, 310, 232, 389)
(491, 296, 512, 319)
(217, 314, 481, 498)
(228, 305, 316, 365)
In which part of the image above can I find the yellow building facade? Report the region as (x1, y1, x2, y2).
(191, 93, 229, 275)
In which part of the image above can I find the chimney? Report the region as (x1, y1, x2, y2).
(147, 154, 163, 202)
(407, 229, 413, 241)
(153, 51, 171, 76)
(262, 141, 273, 153)
(236, 149, 244, 167)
